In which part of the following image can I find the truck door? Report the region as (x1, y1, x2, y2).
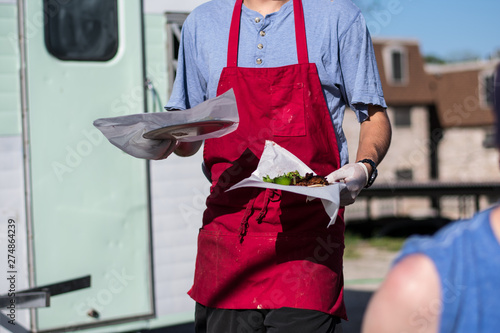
(23, 0, 154, 331)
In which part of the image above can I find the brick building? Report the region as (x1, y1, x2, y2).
(344, 37, 500, 221)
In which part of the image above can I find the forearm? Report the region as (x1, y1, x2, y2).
(356, 104, 392, 173)
(174, 141, 203, 157)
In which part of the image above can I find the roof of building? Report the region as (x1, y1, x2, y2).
(372, 41, 436, 106)
(372, 39, 499, 128)
(429, 67, 496, 127)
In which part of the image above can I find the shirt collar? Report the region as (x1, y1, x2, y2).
(241, 0, 293, 21)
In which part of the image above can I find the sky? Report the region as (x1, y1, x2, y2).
(146, 0, 500, 61)
(359, 0, 500, 60)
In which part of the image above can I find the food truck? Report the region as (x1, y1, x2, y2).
(0, 0, 208, 331)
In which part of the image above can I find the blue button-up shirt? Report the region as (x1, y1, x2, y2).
(166, 0, 387, 165)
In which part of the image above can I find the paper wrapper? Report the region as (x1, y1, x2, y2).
(228, 141, 346, 227)
(93, 89, 239, 159)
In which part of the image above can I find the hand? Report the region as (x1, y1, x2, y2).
(152, 138, 180, 160)
(127, 129, 179, 160)
(326, 163, 368, 206)
(174, 140, 203, 157)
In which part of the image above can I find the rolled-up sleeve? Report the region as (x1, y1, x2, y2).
(339, 13, 387, 123)
(165, 17, 207, 111)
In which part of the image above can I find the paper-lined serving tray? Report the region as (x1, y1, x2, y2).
(228, 141, 345, 227)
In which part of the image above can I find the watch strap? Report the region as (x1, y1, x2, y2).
(357, 159, 378, 188)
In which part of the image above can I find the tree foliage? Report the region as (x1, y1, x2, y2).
(424, 55, 447, 64)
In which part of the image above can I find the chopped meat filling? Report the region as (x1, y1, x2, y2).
(294, 173, 329, 186)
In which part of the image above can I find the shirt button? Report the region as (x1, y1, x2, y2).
(256, 58, 263, 65)
(255, 17, 261, 23)
(260, 31, 266, 37)
(257, 43, 263, 49)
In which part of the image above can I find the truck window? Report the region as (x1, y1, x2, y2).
(44, 0, 118, 61)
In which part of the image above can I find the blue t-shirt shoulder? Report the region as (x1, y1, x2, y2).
(395, 207, 500, 332)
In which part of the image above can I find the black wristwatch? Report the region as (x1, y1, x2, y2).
(358, 159, 378, 188)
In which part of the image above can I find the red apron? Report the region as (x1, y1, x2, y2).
(190, 0, 347, 318)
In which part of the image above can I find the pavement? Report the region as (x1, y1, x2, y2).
(341, 245, 398, 333)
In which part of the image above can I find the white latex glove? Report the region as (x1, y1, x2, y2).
(149, 138, 179, 160)
(326, 163, 369, 206)
(123, 128, 179, 160)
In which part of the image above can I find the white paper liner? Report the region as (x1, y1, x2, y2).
(228, 141, 345, 227)
(93, 89, 239, 159)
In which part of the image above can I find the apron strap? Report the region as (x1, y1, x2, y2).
(227, 0, 243, 67)
(293, 0, 309, 64)
(227, 0, 309, 67)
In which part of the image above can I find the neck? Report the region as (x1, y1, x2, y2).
(243, 0, 291, 17)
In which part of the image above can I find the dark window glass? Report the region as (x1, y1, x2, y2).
(44, 0, 118, 61)
(172, 29, 181, 79)
(482, 128, 496, 148)
(484, 74, 494, 107)
(391, 51, 403, 82)
(394, 106, 411, 127)
(396, 169, 413, 181)
(166, 13, 188, 97)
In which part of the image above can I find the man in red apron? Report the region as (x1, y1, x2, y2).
(168, 0, 391, 331)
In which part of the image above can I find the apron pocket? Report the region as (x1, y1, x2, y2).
(270, 82, 306, 137)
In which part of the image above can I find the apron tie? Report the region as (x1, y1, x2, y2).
(255, 189, 281, 223)
(255, 189, 272, 224)
(239, 190, 259, 243)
